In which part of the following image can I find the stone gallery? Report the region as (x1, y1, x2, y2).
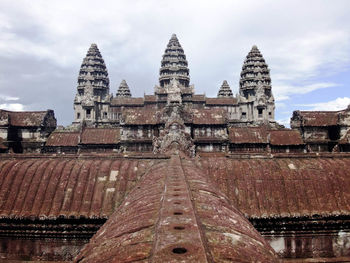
(0, 34, 349, 262)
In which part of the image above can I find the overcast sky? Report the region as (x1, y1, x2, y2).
(0, 0, 350, 126)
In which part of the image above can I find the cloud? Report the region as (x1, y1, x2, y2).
(273, 82, 338, 101)
(0, 94, 19, 101)
(0, 0, 350, 125)
(296, 97, 350, 111)
(0, 103, 24, 111)
(276, 118, 291, 128)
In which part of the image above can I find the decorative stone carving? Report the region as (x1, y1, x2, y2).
(153, 105, 194, 157)
(166, 78, 182, 105)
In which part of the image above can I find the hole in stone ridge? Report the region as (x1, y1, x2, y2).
(174, 201, 181, 204)
(174, 189, 181, 191)
(173, 194, 180, 197)
(174, 212, 183, 215)
(172, 247, 187, 254)
(174, 226, 185, 230)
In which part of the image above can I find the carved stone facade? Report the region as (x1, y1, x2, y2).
(70, 35, 280, 154)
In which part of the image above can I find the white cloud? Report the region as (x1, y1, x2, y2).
(0, 94, 19, 101)
(0, 0, 350, 125)
(276, 118, 291, 128)
(0, 103, 25, 111)
(296, 97, 350, 111)
(273, 82, 338, 101)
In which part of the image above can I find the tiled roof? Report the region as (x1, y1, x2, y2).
(298, 111, 339, 126)
(111, 97, 144, 106)
(74, 155, 278, 263)
(46, 132, 80, 146)
(205, 97, 237, 105)
(0, 155, 350, 223)
(0, 158, 155, 219)
(144, 95, 157, 102)
(122, 108, 159, 125)
(191, 94, 206, 102)
(81, 128, 120, 144)
(201, 156, 350, 218)
(193, 108, 226, 125)
(269, 129, 304, 145)
(229, 127, 268, 144)
(0, 110, 49, 127)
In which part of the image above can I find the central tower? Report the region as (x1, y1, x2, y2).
(159, 34, 190, 88)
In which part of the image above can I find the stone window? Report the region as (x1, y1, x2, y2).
(258, 108, 263, 118)
(77, 113, 80, 119)
(103, 112, 108, 119)
(86, 109, 91, 118)
(242, 112, 247, 118)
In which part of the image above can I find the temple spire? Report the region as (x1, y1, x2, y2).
(239, 45, 271, 99)
(77, 43, 109, 98)
(116, 80, 132, 97)
(159, 34, 190, 88)
(73, 43, 110, 125)
(217, 80, 233, 97)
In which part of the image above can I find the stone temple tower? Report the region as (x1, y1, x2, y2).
(73, 44, 111, 126)
(217, 80, 233, 97)
(116, 80, 132, 98)
(238, 45, 275, 124)
(159, 34, 190, 88)
(156, 34, 193, 102)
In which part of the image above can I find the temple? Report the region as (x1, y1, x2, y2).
(0, 34, 349, 262)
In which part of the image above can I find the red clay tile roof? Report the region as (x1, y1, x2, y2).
(74, 155, 278, 263)
(206, 97, 237, 105)
(111, 97, 144, 106)
(269, 129, 304, 145)
(229, 127, 268, 144)
(122, 108, 159, 125)
(0, 109, 56, 127)
(0, 158, 155, 219)
(144, 95, 157, 102)
(0, 155, 350, 222)
(81, 128, 120, 144)
(191, 94, 206, 102)
(298, 111, 339, 126)
(46, 132, 80, 146)
(201, 156, 350, 218)
(193, 108, 226, 125)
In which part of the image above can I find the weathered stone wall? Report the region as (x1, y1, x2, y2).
(0, 237, 88, 261)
